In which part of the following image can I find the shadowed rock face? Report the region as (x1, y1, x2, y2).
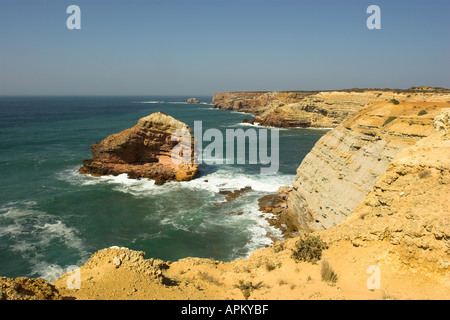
(79, 111, 198, 185)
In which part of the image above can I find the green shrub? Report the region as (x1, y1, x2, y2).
(418, 109, 428, 116)
(321, 260, 338, 285)
(419, 170, 431, 179)
(234, 280, 263, 300)
(291, 235, 328, 263)
(389, 99, 400, 105)
(383, 116, 397, 126)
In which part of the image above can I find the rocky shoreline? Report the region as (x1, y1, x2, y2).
(2, 88, 450, 300)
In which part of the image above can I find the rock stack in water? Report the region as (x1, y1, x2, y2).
(187, 98, 199, 104)
(79, 111, 198, 185)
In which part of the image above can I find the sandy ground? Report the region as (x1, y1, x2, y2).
(52, 239, 450, 300)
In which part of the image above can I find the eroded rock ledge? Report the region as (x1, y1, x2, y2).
(79, 111, 198, 185)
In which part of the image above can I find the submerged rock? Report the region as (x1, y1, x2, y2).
(79, 111, 198, 185)
(219, 186, 252, 201)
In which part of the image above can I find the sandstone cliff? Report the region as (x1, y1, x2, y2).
(319, 109, 450, 274)
(270, 101, 450, 235)
(213, 87, 450, 128)
(79, 112, 198, 185)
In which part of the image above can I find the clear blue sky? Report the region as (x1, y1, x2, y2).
(0, 0, 449, 96)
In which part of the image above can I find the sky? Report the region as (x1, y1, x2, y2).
(0, 0, 449, 96)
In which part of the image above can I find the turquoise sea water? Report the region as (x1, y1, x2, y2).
(0, 96, 328, 281)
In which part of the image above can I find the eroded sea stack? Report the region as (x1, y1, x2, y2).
(79, 111, 198, 185)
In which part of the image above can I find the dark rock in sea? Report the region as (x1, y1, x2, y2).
(258, 186, 301, 238)
(241, 118, 256, 125)
(219, 186, 252, 201)
(187, 98, 200, 104)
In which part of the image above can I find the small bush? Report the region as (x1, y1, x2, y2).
(383, 116, 397, 126)
(291, 235, 328, 263)
(418, 109, 428, 116)
(278, 279, 288, 286)
(389, 99, 400, 105)
(321, 260, 338, 285)
(198, 272, 223, 286)
(234, 280, 263, 300)
(419, 170, 431, 179)
(265, 261, 276, 271)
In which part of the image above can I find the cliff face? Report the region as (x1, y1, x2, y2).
(278, 101, 450, 233)
(79, 111, 198, 185)
(213, 88, 450, 128)
(320, 110, 450, 273)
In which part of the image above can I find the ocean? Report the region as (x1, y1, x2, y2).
(0, 96, 328, 282)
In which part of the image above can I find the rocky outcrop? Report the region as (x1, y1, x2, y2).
(213, 88, 450, 128)
(271, 101, 450, 234)
(187, 98, 199, 104)
(1, 276, 62, 300)
(79, 111, 198, 185)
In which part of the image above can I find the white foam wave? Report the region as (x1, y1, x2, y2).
(0, 201, 89, 282)
(234, 122, 289, 131)
(237, 204, 283, 258)
(294, 127, 334, 131)
(58, 166, 291, 262)
(30, 262, 65, 283)
(229, 110, 255, 115)
(135, 101, 164, 104)
(182, 169, 292, 194)
(60, 166, 292, 198)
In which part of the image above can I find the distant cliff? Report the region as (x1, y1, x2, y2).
(213, 87, 450, 128)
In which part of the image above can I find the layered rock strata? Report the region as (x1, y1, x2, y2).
(273, 101, 450, 234)
(320, 109, 450, 273)
(79, 111, 198, 185)
(213, 87, 450, 128)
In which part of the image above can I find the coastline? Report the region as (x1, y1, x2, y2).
(2, 89, 450, 300)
